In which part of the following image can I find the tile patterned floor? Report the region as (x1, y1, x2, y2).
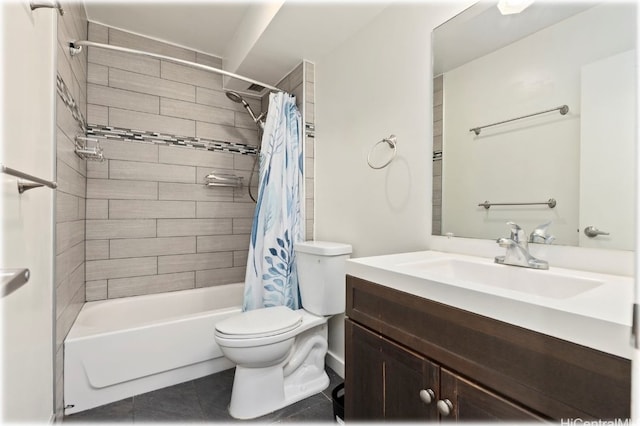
(64, 367, 343, 423)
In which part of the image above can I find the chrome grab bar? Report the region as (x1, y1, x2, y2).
(478, 198, 556, 209)
(1, 269, 30, 298)
(470, 105, 569, 136)
(30, 0, 64, 15)
(1, 164, 58, 194)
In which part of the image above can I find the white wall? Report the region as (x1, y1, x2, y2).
(441, 4, 635, 246)
(315, 1, 473, 375)
(316, 1, 472, 258)
(579, 50, 636, 251)
(1, 2, 57, 422)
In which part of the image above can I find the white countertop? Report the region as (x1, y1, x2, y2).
(346, 250, 633, 359)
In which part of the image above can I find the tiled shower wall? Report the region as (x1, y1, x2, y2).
(52, 15, 316, 417)
(55, 1, 88, 420)
(85, 23, 264, 300)
(432, 74, 443, 236)
(264, 61, 316, 240)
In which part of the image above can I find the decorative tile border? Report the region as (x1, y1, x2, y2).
(305, 122, 315, 138)
(56, 73, 87, 131)
(56, 73, 258, 156)
(86, 124, 259, 156)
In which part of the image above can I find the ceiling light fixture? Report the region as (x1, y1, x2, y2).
(497, 0, 535, 15)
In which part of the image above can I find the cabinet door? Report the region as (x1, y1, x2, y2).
(346, 319, 439, 421)
(383, 335, 439, 421)
(438, 368, 544, 422)
(345, 320, 384, 420)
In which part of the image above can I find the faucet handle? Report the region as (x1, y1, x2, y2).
(506, 221, 524, 242)
(529, 221, 555, 244)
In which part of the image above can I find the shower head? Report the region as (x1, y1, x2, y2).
(225, 91, 265, 130)
(225, 91, 247, 105)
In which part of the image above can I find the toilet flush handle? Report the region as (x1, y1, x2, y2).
(584, 226, 610, 238)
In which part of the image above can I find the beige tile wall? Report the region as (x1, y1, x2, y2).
(85, 23, 263, 300)
(56, 1, 88, 420)
(432, 75, 443, 236)
(264, 60, 315, 240)
(55, 18, 316, 418)
(305, 62, 316, 241)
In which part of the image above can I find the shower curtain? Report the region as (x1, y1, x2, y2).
(243, 92, 304, 311)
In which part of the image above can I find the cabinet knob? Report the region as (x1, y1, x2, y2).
(437, 399, 454, 417)
(419, 388, 435, 404)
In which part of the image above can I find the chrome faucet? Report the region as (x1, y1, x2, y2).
(529, 221, 555, 244)
(495, 222, 549, 270)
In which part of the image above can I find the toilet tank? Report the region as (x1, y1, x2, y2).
(295, 241, 352, 316)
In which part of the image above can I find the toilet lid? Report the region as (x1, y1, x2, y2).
(215, 306, 303, 339)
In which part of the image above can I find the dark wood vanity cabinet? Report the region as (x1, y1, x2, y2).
(438, 367, 543, 421)
(345, 275, 631, 422)
(346, 320, 542, 421)
(346, 320, 439, 420)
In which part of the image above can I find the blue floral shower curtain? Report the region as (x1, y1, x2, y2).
(243, 92, 304, 311)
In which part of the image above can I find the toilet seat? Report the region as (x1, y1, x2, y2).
(215, 306, 302, 339)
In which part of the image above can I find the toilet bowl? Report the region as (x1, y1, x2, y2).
(214, 307, 329, 419)
(214, 241, 352, 420)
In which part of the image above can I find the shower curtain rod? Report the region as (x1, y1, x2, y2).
(69, 40, 283, 93)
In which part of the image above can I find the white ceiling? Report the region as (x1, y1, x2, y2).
(84, 1, 390, 91)
(232, 2, 391, 90)
(433, 1, 598, 75)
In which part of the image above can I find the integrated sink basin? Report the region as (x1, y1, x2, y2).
(346, 250, 633, 359)
(398, 258, 603, 299)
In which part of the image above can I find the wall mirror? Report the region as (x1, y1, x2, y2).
(432, 1, 636, 250)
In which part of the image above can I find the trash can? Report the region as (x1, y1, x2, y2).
(332, 382, 345, 424)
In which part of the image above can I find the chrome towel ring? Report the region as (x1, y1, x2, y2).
(367, 135, 397, 169)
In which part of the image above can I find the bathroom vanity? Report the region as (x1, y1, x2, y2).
(344, 251, 632, 421)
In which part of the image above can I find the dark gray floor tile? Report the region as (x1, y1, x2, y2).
(255, 393, 330, 423)
(194, 367, 235, 416)
(280, 399, 334, 423)
(64, 366, 343, 423)
(133, 380, 204, 421)
(322, 368, 343, 401)
(133, 407, 204, 423)
(200, 405, 235, 422)
(64, 397, 134, 422)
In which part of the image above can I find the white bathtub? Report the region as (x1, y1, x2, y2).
(64, 283, 244, 415)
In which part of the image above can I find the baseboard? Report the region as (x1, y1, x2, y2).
(326, 350, 344, 378)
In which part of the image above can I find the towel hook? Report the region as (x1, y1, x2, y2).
(367, 135, 397, 169)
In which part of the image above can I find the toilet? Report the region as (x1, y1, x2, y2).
(214, 241, 352, 420)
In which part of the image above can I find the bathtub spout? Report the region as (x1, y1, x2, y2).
(282, 335, 327, 377)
